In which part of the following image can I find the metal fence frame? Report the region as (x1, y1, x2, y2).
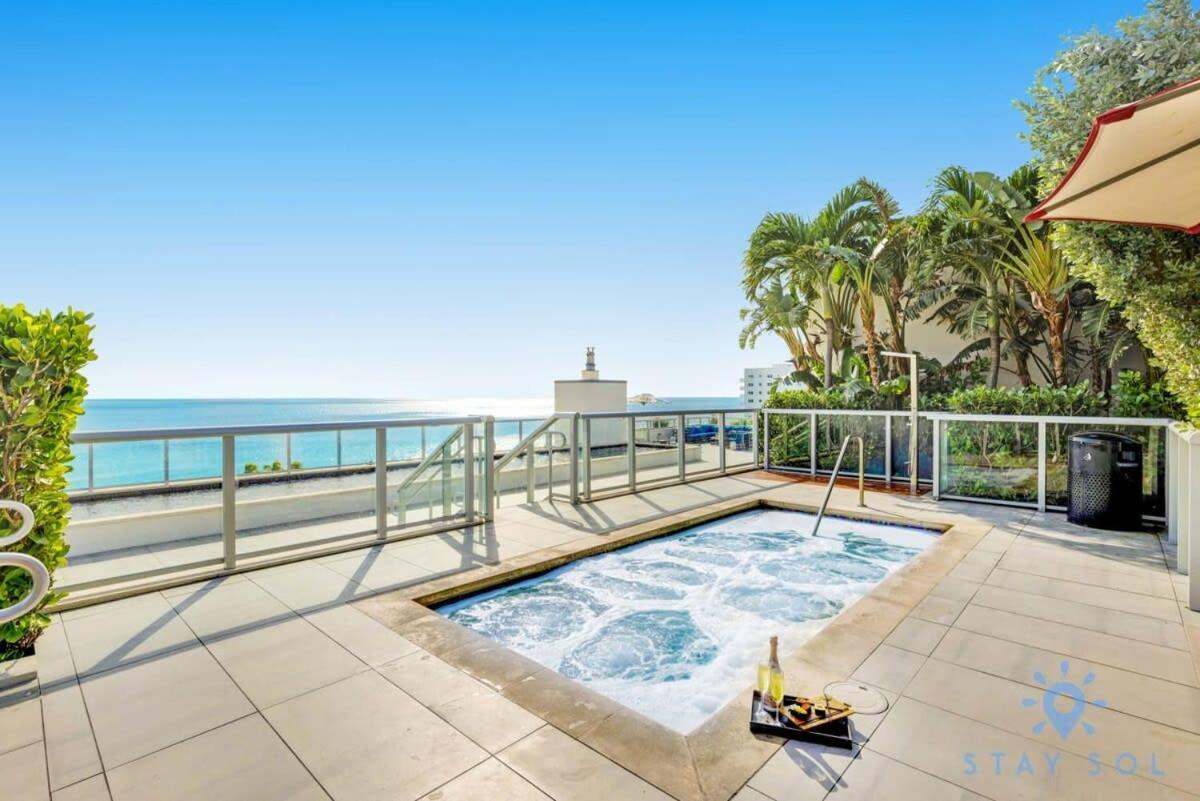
(763, 408, 1172, 516)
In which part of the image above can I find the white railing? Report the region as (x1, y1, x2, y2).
(63, 416, 488, 593)
(1166, 423, 1199, 611)
(0, 501, 51, 625)
(763, 408, 1171, 515)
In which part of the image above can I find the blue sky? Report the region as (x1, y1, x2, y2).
(4, 0, 1148, 399)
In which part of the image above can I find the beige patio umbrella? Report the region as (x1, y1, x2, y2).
(1025, 75, 1200, 233)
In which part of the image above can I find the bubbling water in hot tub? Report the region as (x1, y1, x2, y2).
(439, 508, 934, 733)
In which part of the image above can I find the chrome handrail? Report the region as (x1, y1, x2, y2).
(0, 501, 51, 625)
(492, 415, 566, 474)
(811, 435, 865, 537)
(394, 427, 465, 524)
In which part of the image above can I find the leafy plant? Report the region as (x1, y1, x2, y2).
(0, 305, 96, 659)
(1111, 371, 1185, 419)
(1021, 0, 1200, 421)
(243, 463, 259, 474)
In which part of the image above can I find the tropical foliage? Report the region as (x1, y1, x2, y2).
(0, 305, 96, 658)
(742, 2, 1200, 421)
(1020, 0, 1200, 422)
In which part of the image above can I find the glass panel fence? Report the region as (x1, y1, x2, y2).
(723, 411, 756, 470)
(395, 425, 467, 527)
(815, 414, 887, 477)
(1044, 423, 1165, 515)
(766, 412, 811, 471)
(585, 416, 634, 496)
(633, 415, 680, 487)
(889, 415, 934, 483)
(940, 419, 1039, 504)
(684, 414, 722, 476)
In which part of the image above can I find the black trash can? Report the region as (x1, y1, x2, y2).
(1067, 432, 1143, 530)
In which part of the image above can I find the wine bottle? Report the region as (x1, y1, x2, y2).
(763, 636, 785, 718)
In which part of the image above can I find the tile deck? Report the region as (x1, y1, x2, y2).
(4, 473, 1197, 800)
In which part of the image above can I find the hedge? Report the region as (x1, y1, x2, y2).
(0, 305, 96, 659)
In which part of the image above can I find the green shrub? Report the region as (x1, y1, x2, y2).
(243, 463, 259, 474)
(1110, 371, 1185, 419)
(0, 305, 96, 658)
(942, 383, 1106, 417)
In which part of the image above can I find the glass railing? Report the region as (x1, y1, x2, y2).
(64, 417, 486, 594)
(763, 409, 1170, 518)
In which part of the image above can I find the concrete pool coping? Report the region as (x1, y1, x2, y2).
(354, 495, 989, 801)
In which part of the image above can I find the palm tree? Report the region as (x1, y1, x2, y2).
(1003, 227, 1075, 386)
(744, 208, 858, 388)
(738, 278, 820, 373)
(927, 167, 1013, 388)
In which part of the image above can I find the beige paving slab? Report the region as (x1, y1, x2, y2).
(498, 725, 673, 801)
(1002, 539, 1168, 575)
(851, 644, 926, 694)
(41, 679, 104, 790)
(322, 549, 433, 591)
(996, 552, 1175, 598)
(205, 615, 368, 708)
(80, 645, 254, 768)
(64, 594, 200, 677)
(52, 774, 111, 801)
(748, 737, 860, 801)
(986, 568, 1181, 621)
(909, 593, 970, 626)
(0, 681, 42, 755)
(105, 715, 329, 801)
(1, 740, 50, 801)
(301, 603, 420, 667)
(953, 605, 1198, 686)
(379, 651, 544, 753)
(166, 579, 295, 641)
(35, 615, 78, 686)
(906, 657, 1200, 796)
(970, 584, 1188, 650)
(884, 617, 949, 656)
(870, 697, 1195, 800)
(418, 757, 551, 801)
(832, 748, 986, 800)
(928, 577, 982, 603)
(729, 788, 774, 801)
(932, 628, 1200, 735)
(246, 561, 369, 611)
(264, 671, 487, 801)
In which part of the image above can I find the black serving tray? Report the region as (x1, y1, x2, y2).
(749, 691, 854, 749)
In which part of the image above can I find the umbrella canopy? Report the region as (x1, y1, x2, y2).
(1025, 75, 1200, 234)
(627, 393, 662, 405)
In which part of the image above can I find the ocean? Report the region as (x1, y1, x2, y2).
(72, 397, 744, 491)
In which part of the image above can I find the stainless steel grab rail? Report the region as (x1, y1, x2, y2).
(811, 435, 865, 536)
(0, 501, 51, 625)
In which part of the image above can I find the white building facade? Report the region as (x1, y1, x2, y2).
(739, 363, 793, 407)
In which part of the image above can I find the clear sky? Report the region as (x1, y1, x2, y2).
(4, 0, 1149, 399)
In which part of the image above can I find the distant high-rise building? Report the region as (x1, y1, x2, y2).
(739, 364, 793, 407)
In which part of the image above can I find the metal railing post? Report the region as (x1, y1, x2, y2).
(762, 411, 770, 470)
(336, 430, 342, 468)
(163, 440, 170, 485)
(809, 412, 817, 476)
(483, 417, 495, 521)
(526, 438, 536, 504)
(1036, 420, 1047, 513)
(421, 427, 427, 459)
(221, 435, 236, 569)
(569, 413, 580, 503)
(884, 415, 892, 484)
(285, 433, 292, 474)
(931, 418, 941, 501)
(717, 413, 727, 474)
(627, 416, 637, 491)
(677, 414, 686, 480)
(545, 432, 553, 500)
(375, 427, 388, 538)
(87, 442, 95, 492)
(582, 418, 592, 500)
(463, 422, 475, 520)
